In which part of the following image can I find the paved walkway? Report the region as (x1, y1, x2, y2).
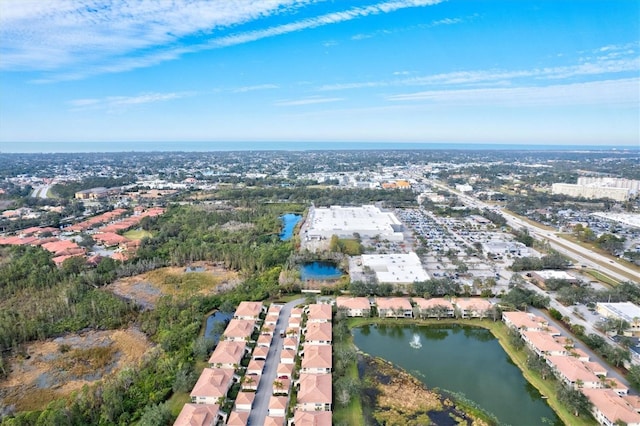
(248, 298, 305, 425)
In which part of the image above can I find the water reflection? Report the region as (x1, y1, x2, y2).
(353, 325, 562, 426)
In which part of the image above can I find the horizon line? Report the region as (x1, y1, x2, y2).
(2, 141, 639, 155)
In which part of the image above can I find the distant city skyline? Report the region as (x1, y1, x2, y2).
(1, 0, 638, 147)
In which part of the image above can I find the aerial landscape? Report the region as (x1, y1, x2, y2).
(0, 1, 639, 426)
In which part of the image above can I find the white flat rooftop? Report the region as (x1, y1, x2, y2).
(597, 302, 640, 323)
(534, 270, 575, 280)
(306, 205, 403, 240)
(361, 252, 429, 284)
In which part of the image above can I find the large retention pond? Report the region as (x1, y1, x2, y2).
(353, 324, 562, 426)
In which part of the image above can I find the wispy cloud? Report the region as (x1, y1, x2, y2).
(68, 91, 193, 112)
(431, 17, 463, 26)
(318, 46, 640, 91)
(233, 84, 280, 93)
(1, 0, 444, 81)
(387, 78, 640, 107)
(351, 13, 475, 40)
(274, 96, 344, 106)
(207, 0, 443, 48)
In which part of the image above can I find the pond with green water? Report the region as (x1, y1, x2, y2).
(353, 324, 562, 426)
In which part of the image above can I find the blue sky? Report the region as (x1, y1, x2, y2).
(0, 0, 638, 151)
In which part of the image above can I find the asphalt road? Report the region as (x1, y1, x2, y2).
(247, 297, 305, 425)
(506, 215, 640, 283)
(430, 180, 640, 283)
(529, 306, 631, 390)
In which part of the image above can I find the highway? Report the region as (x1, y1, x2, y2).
(503, 214, 640, 283)
(430, 180, 640, 283)
(30, 184, 52, 199)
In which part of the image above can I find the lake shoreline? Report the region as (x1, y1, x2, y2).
(345, 317, 584, 426)
(357, 352, 496, 426)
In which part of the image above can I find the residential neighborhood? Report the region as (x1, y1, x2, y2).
(175, 301, 333, 426)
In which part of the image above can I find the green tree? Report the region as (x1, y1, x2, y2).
(556, 383, 592, 417)
(627, 364, 640, 390)
(138, 402, 172, 426)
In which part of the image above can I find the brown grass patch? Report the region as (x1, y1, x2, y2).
(107, 261, 240, 308)
(52, 345, 118, 378)
(0, 327, 152, 412)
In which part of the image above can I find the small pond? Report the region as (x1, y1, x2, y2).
(299, 261, 343, 281)
(204, 311, 233, 343)
(279, 213, 302, 241)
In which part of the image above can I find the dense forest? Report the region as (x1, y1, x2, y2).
(186, 187, 418, 208)
(0, 203, 300, 425)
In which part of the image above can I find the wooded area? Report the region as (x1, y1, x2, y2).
(0, 203, 299, 425)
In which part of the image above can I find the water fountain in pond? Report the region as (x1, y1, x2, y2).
(409, 333, 422, 349)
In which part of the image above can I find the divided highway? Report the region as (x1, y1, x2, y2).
(431, 180, 640, 284)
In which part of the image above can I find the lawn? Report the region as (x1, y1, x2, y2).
(586, 269, 619, 287)
(166, 391, 191, 417)
(332, 336, 364, 426)
(123, 229, 153, 240)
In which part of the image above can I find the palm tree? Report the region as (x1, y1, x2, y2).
(273, 380, 284, 394)
(242, 375, 255, 389)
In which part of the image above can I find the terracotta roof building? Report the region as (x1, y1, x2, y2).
(522, 331, 568, 358)
(173, 403, 222, 426)
(222, 319, 257, 342)
(297, 373, 332, 412)
(292, 410, 333, 426)
(234, 301, 265, 320)
(226, 410, 249, 426)
(336, 297, 371, 317)
(453, 298, 493, 318)
(208, 341, 247, 369)
(582, 388, 640, 426)
(190, 368, 235, 405)
(412, 297, 454, 318)
(268, 396, 288, 417)
(300, 344, 332, 374)
(546, 356, 603, 389)
(502, 312, 549, 331)
(304, 322, 332, 345)
(306, 304, 332, 322)
(376, 297, 413, 318)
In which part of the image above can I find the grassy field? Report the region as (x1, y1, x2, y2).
(332, 336, 365, 426)
(122, 229, 153, 240)
(586, 269, 619, 287)
(344, 317, 597, 426)
(166, 391, 191, 417)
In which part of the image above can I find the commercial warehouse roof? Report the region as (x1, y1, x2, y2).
(361, 252, 429, 284)
(305, 205, 403, 240)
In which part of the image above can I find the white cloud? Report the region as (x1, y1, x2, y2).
(317, 51, 640, 91)
(387, 78, 640, 107)
(431, 17, 462, 26)
(207, 0, 442, 48)
(274, 96, 344, 106)
(1, 0, 443, 80)
(68, 91, 193, 112)
(233, 84, 280, 93)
